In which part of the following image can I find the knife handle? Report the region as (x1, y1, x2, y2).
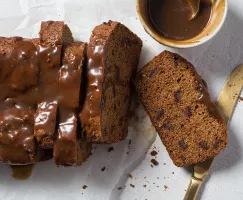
(184, 177, 202, 200)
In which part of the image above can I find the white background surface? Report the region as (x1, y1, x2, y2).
(0, 0, 243, 199)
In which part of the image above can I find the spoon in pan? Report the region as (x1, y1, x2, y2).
(187, 0, 200, 20)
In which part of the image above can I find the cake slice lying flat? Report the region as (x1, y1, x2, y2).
(79, 21, 142, 143)
(54, 42, 91, 166)
(135, 51, 227, 167)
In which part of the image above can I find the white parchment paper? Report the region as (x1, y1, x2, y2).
(0, 0, 243, 199)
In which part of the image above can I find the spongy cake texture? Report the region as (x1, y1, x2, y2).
(136, 51, 227, 167)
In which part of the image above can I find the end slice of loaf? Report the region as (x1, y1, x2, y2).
(0, 37, 38, 164)
(135, 51, 227, 167)
(79, 21, 142, 143)
(54, 42, 91, 166)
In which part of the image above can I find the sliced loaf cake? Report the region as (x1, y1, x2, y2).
(0, 21, 74, 164)
(135, 51, 227, 167)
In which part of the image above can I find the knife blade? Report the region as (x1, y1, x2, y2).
(184, 64, 243, 200)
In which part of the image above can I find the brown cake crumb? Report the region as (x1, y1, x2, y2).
(150, 150, 158, 156)
(143, 185, 147, 188)
(239, 96, 243, 101)
(108, 147, 114, 152)
(130, 184, 135, 188)
(151, 159, 159, 166)
(128, 140, 132, 145)
(164, 185, 168, 191)
(101, 167, 106, 171)
(118, 187, 123, 190)
(128, 173, 133, 179)
(82, 185, 88, 189)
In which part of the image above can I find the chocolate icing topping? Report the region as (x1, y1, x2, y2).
(80, 38, 105, 126)
(0, 39, 63, 164)
(54, 45, 84, 165)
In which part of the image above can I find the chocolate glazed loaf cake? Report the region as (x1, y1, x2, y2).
(136, 51, 227, 167)
(0, 21, 92, 166)
(0, 21, 73, 164)
(54, 42, 91, 166)
(79, 21, 142, 143)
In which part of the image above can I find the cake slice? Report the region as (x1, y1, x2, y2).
(79, 21, 142, 143)
(0, 37, 38, 164)
(54, 42, 91, 166)
(34, 21, 73, 149)
(135, 51, 227, 167)
(58, 42, 86, 110)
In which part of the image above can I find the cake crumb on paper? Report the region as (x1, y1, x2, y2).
(82, 185, 88, 190)
(164, 185, 168, 191)
(151, 159, 159, 166)
(101, 167, 106, 171)
(108, 147, 114, 152)
(150, 150, 158, 156)
(128, 173, 133, 179)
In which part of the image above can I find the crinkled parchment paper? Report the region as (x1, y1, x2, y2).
(1, 0, 243, 199)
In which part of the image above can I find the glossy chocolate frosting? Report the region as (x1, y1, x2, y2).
(80, 37, 105, 126)
(0, 39, 61, 164)
(54, 45, 85, 166)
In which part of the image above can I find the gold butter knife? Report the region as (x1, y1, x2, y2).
(184, 64, 243, 200)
